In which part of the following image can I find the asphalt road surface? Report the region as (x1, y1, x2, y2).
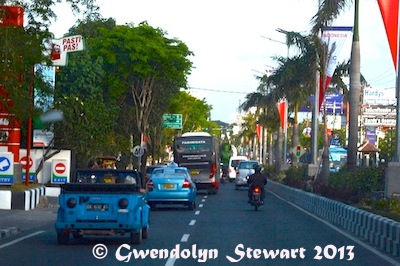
(0, 182, 399, 266)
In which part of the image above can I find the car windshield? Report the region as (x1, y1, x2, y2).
(231, 160, 242, 167)
(239, 162, 258, 169)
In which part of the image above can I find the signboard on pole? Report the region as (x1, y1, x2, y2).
(51, 159, 69, 184)
(0, 152, 13, 185)
(19, 152, 36, 182)
(162, 114, 182, 129)
(51, 35, 85, 66)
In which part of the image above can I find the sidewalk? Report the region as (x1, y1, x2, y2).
(0, 196, 59, 240)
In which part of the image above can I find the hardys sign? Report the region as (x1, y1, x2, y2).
(51, 35, 85, 66)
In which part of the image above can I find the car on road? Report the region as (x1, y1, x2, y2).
(145, 162, 197, 210)
(145, 164, 167, 182)
(55, 168, 150, 245)
(235, 160, 259, 189)
(228, 155, 248, 181)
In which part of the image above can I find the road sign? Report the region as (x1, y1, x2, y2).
(163, 114, 182, 129)
(0, 157, 11, 172)
(55, 162, 66, 174)
(0, 153, 14, 185)
(52, 159, 69, 184)
(20, 156, 33, 170)
(133, 145, 145, 157)
(292, 145, 305, 157)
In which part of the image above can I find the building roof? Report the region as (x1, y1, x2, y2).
(358, 142, 380, 153)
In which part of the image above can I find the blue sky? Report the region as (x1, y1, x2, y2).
(50, 0, 395, 124)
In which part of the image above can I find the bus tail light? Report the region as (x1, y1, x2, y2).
(209, 163, 216, 179)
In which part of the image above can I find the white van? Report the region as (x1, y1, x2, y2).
(228, 156, 248, 181)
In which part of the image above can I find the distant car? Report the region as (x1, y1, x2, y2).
(55, 168, 150, 245)
(235, 160, 259, 190)
(228, 155, 248, 181)
(145, 162, 197, 210)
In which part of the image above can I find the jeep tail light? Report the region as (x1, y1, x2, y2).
(67, 197, 77, 208)
(146, 179, 154, 191)
(118, 198, 129, 209)
(182, 179, 191, 188)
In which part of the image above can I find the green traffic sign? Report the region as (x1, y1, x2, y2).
(163, 114, 182, 129)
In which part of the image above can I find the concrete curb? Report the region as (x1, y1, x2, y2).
(267, 180, 400, 258)
(0, 186, 47, 210)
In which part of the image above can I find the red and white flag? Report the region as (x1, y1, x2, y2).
(319, 26, 353, 112)
(377, 0, 399, 71)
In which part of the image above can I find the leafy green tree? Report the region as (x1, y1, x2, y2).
(91, 22, 193, 139)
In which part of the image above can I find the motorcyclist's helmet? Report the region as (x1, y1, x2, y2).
(253, 164, 261, 173)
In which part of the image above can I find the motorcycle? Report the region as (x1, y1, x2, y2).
(249, 185, 263, 211)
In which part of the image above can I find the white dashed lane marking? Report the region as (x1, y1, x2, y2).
(180, 234, 190, 242)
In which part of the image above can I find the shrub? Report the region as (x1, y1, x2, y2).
(282, 165, 308, 190)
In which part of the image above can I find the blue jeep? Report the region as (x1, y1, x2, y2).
(55, 169, 150, 245)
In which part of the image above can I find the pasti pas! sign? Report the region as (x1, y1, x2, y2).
(51, 35, 85, 66)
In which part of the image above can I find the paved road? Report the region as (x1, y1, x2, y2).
(0, 182, 399, 266)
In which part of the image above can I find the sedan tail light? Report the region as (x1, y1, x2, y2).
(182, 179, 191, 188)
(146, 180, 154, 191)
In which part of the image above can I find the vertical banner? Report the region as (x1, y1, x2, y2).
(256, 124, 262, 140)
(365, 126, 377, 146)
(277, 98, 287, 130)
(377, 0, 399, 70)
(319, 26, 353, 111)
(0, 152, 13, 185)
(51, 159, 69, 184)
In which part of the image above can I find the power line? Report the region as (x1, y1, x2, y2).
(188, 86, 249, 94)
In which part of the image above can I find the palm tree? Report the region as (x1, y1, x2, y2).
(311, 0, 360, 171)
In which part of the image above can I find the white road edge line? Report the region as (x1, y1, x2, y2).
(0, 231, 45, 249)
(270, 191, 400, 266)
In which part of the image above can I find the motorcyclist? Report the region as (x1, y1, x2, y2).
(247, 164, 268, 203)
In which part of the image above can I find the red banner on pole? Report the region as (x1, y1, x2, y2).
(277, 99, 287, 130)
(377, 0, 399, 71)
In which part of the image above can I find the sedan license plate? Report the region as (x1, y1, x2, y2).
(87, 203, 109, 211)
(162, 184, 175, 189)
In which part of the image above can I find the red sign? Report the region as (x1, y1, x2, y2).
(20, 156, 33, 170)
(55, 162, 66, 174)
(0, 6, 24, 27)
